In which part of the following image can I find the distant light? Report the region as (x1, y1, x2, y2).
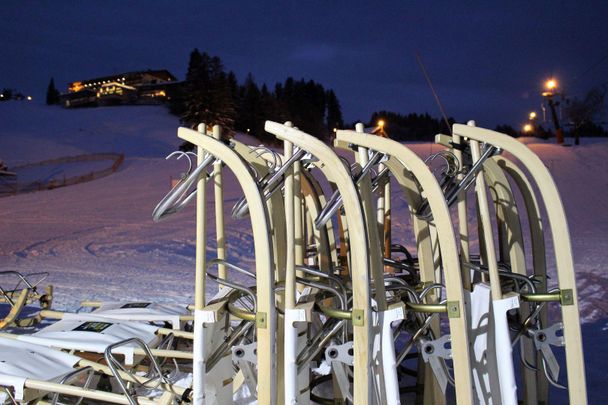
(27, 96, 32, 101)
(246, 128, 250, 133)
(378, 119, 385, 128)
(0, 94, 3, 98)
(545, 79, 557, 91)
(333, 128, 337, 133)
(523, 124, 533, 133)
(529, 111, 537, 120)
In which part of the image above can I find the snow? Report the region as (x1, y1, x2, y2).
(0, 102, 259, 310)
(0, 102, 180, 165)
(13, 159, 112, 184)
(0, 102, 606, 402)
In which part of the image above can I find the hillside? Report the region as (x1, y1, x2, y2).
(0, 102, 606, 402)
(1, 102, 607, 317)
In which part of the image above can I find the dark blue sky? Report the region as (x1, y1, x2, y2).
(2, 1, 607, 128)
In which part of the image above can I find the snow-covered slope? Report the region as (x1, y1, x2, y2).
(0, 102, 181, 165)
(1, 102, 607, 320)
(1, 102, 606, 402)
(1, 102, 607, 318)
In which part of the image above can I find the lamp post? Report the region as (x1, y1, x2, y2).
(542, 78, 564, 144)
(525, 111, 538, 135)
(376, 119, 387, 137)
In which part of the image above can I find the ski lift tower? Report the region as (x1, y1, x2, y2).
(542, 78, 565, 144)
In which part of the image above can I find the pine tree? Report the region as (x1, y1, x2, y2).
(46, 78, 60, 105)
(259, 84, 276, 143)
(181, 49, 210, 127)
(181, 49, 237, 135)
(181, 49, 202, 125)
(208, 58, 236, 132)
(174, 48, 344, 144)
(226, 71, 239, 105)
(235, 73, 262, 135)
(325, 89, 343, 132)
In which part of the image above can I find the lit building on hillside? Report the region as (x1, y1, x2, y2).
(62, 69, 179, 107)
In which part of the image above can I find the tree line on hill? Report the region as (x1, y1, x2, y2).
(169, 48, 606, 144)
(38, 48, 607, 142)
(169, 48, 344, 145)
(369, 111, 456, 141)
(0, 88, 31, 101)
(369, 111, 608, 141)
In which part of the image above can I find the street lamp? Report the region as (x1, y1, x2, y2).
(542, 78, 564, 144)
(375, 119, 387, 137)
(523, 123, 533, 133)
(529, 111, 537, 120)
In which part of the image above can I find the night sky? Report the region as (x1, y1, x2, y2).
(2, 1, 607, 128)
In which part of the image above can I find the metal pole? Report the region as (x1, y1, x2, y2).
(283, 122, 298, 403)
(453, 128, 471, 290)
(212, 125, 226, 282)
(193, 123, 207, 405)
(547, 96, 564, 144)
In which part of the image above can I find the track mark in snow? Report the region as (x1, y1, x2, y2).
(83, 242, 97, 257)
(85, 240, 197, 262)
(13, 226, 106, 259)
(14, 237, 55, 258)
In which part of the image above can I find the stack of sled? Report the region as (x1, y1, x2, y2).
(0, 270, 196, 404)
(0, 120, 587, 405)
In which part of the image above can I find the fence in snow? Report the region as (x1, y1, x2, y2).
(0, 153, 124, 197)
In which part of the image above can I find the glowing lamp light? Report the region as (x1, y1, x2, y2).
(523, 124, 533, 133)
(529, 111, 537, 120)
(378, 119, 385, 128)
(545, 79, 557, 91)
(27, 96, 32, 101)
